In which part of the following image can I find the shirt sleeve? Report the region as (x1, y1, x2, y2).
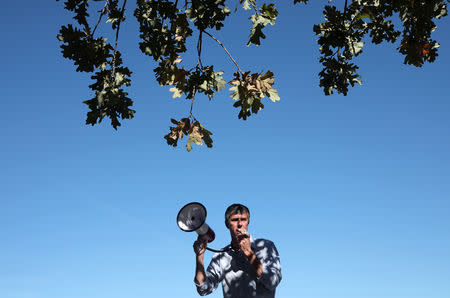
(255, 240, 282, 290)
(195, 253, 224, 296)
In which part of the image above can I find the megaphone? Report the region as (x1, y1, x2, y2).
(177, 202, 215, 243)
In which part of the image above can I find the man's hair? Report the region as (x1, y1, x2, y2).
(225, 204, 250, 228)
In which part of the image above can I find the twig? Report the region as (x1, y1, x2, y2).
(251, 1, 259, 15)
(111, 0, 127, 83)
(189, 30, 205, 121)
(196, 30, 203, 69)
(92, 0, 109, 38)
(203, 30, 243, 74)
(342, 0, 360, 58)
(350, 39, 357, 55)
(189, 89, 197, 120)
(336, 0, 349, 59)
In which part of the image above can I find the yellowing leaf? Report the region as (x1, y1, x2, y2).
(186, 123, 204, 151)
(267, 88, 280, 102)
(229, 86, 240, 100)
(169, 87, 183, 98)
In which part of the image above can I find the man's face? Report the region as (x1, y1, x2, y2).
(227, 211, 249, 239)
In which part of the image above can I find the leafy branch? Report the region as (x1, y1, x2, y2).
(57, 0, 135, 129)
(111, 0, 128, 81)
(312, 0, 447, 95)
(57, 0, 448, 150)
(239, 0, 278, 46)
(91, 0, 109, 38)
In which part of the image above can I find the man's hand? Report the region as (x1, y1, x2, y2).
(238, 230, 253, 258)
(238, 230, 262, 277)
(193, 236, 207, 256)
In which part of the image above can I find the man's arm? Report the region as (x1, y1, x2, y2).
(246, 251, 263, 277)
(239, 236, 263, 277)
(253, 239, 282, 290)
(193, 237, 222, 296)
(193, 238, 207, 285)
(241, 237, 282, 290)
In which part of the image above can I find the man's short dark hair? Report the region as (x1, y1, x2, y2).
(225, 204, 250, 228)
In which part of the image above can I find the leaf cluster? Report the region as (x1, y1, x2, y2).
(186, 0, 230, 31)
(58, 0, 91, 30)
(133, 1, 280, 150)
(57, 0, 448, 151)
(239, 0, 278, 46)
(57, 0, 135, 129)
(396, 0, 447, 66)
(229, 70, 280, 120)
(106, 0, 127, 29)
(164, 118, 213, 151)
(135, 0, 192, 61)
(83, 53, 135, 129)
(57, 24, 112, 72)
(313, 0, 448, 95)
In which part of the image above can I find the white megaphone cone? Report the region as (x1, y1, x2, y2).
(177, 202, 215, 243)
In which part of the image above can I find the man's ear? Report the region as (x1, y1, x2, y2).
(225, 219, 229, 229)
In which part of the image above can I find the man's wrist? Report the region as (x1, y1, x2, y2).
(246, 250, 263, 277)
(246, 250, 256, 262)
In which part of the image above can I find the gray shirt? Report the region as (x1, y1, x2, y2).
(196, 237, 282, 298)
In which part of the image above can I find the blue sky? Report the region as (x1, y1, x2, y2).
(1, 1, 449, 298)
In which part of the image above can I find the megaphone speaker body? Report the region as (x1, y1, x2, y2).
(177, 202, 215, 243)
(196, 222, 215, 243)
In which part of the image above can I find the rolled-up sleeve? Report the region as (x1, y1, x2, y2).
(195, 254, 224, 296)
(255, 240, 282, 290)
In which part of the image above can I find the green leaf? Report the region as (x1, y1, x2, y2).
(247, 23, 266, 46)
(213, 71, 226, 91)
(246, 3, 278, 46)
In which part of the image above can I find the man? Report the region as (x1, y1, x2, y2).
(193, 204, 282, 298)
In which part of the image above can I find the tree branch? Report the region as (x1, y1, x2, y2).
(196, 30, 203, 69)
(203, 30, 243, 74)
(111, 0, 127, 82)
(91, 0, 110, 38)
(251, 1, 259, 15)
(189, 88, 197, 120)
